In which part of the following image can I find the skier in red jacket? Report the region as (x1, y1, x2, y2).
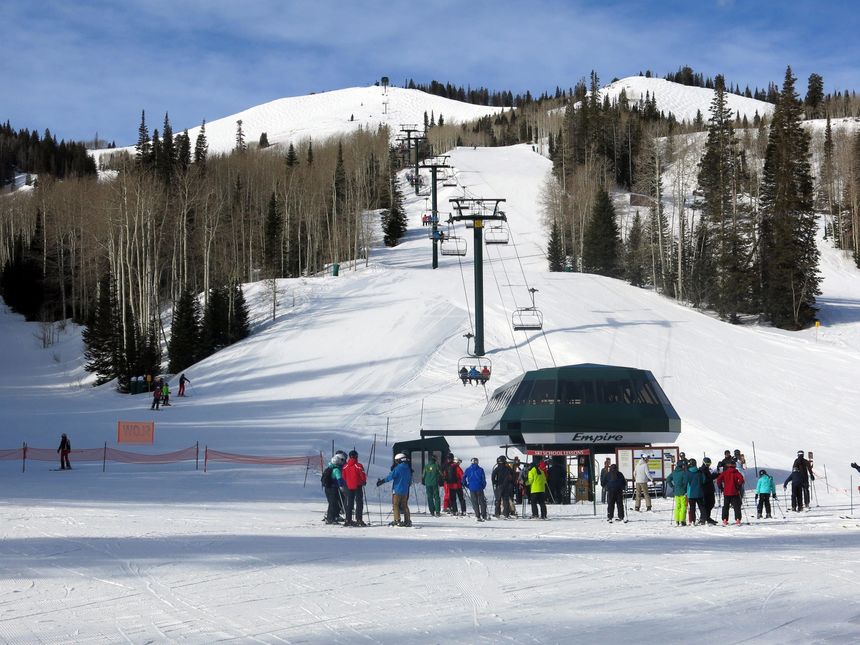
(342, 450, 368, 526)
(715, 459, 745, 525)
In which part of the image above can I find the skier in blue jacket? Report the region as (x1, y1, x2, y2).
(685, 459, 706, 525)
(755, 469, 776, 519)
(377, 453, 413, 526)
(463, 458, 490, 522)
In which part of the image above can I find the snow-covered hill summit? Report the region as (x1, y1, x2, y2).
(91, 86, 507, 161)
(600, 76, 774, 122)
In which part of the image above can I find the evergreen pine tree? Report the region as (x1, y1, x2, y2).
(168, 289, 201, 373)
(263, 192, 283, 276)
(285, 142, 298, 167)
(193, 120, 208, 169)
(227, 281, 250, 344)
(759, 66, 820, 329)
(382, 148, 407, 246)
(135, 110, 151, 167)
(582, 189, 621, 276)
(200, 285, 230, 357)
(176, 130, 191, 173)
(235, 119, 246, 152)
(258, 132, 269, 148)
(82, 272, 119, 385)
(306, 139, 314, 165)
(625, 212, 647, 287)
(159, 112, 175, 183)
(547, 219, 565, 272)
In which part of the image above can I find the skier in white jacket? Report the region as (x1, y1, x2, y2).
(633, 455, 654, 511)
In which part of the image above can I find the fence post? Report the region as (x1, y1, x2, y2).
(196, 441, 199, 471)
(385, 417, 389, 446)
(824, 464, 830, 492)
(303, 457, 310, 488)
(22, 441, 26, 473)
(204, 446, 208, 473)
(103, 442, 107, 472)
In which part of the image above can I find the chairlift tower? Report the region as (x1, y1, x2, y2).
(449, 197, 507, 356)
(399, 125, 427, 195)
(419, 155, 451, 269)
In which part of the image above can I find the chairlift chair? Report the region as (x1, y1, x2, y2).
(512, 307, 543, 331)
(440, 235, 467, 256)
(456, 356, 493, 385)
(484, 224, 510, 245)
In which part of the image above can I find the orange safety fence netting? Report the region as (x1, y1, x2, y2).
(108, 446, 198, 463)
(0, 448, 24, 461)
(205, 449, 324, 472)
(26, 447, 108, 462)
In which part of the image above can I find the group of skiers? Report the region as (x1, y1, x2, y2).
(149, 373, 190, 410)
(321, 449, 369, 526)
(458, 365, 491, 386)
(615, 448, 818, 526)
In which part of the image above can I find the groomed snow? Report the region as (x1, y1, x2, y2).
(4, 144, 860, 642)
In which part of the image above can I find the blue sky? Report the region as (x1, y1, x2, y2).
(2, 0, 858, 145)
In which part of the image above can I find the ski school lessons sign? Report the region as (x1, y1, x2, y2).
(117, 421, 155, 444)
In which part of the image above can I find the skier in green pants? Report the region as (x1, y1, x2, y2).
(422, 455, 442, 517)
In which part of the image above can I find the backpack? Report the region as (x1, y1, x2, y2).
(321, 465, 335, 487)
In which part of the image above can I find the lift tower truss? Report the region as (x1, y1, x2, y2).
(398, 125, 428, 195)
(419, 155, 451, 269)
(448, 197, 507, 356)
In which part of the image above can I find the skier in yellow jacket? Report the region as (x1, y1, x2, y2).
(527, 459, 548, 519)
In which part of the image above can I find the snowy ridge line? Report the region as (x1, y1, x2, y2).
(204, 448, 324, 471)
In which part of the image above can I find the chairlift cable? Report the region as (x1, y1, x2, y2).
(483, 237, 527, 374)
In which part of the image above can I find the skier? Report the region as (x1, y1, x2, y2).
(422, 454, 442, 517)
(150, 384, 162, 410)
(57, 433, 71, 470)
(784, 466, 805, 512)
(717, 450, 733, 473)
(716, 458, 745, 525)
(458, 366, 469, 386)
(511, 456, 524, 504)
(491, 455, 516, 518)
(377, 453, 412, 526)
(441, 453, 453, 512)
(604, 463, 627, 522)
(685, 458, 706, 525)
(446, 457, 466, 515)
(342, 450, 368, 527)
(161, 381, 171, 407)
(791, 450, 815, 509)
(700, 457, 718, 525)
(527, 458, 548, 519)
(468, 366, 480, 386)
(733, 449, 747, 470)
(178, 373, 190, 396)
(666, 462, 689, 526)
(599, 458, 611, 503)
(480, 365, 491, 384)
(633, 455, 653, 511)
(321, 454, 346, 524)
(755, 469, 776, 519)
(463, 458, 490, 522)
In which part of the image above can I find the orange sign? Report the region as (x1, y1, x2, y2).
(117, 421, 155, 444)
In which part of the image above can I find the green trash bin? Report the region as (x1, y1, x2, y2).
(332, 263, 340, 276)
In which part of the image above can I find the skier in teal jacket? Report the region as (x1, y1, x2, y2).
(755, 469, 776, 518)
(666, 463, 689, 526)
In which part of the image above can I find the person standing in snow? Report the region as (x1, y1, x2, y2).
(150, 384, 162, 410)
(527, 458, 548, 519)
(633, 455, 653, 511)
(685, 458, 706, 525)
(441, 453, 453, 513)
(666, 462, 689, 526)
(342, 450, 368, 526)
(377, 453, 412, 526)
(700, 457, 718, 525)
(161, 381, 171, 406)
(717, 449, 733, 473)
(492, 456, 516, 518)
(733, 449, 747, 470)
(422, 454, 442, 517)
(755, 469, 776, 519)
(463, 458, 490, 521)
(791, 450, 814, 509)
(322, 453, 346, 524)
(784, 466, 805, 512)
(716, 459, 745, 525)
(57, 433, 71, 470)
(599, 458, 612, 503)
(446, 457, 466, 515)
(604, 463, 627, 522)
(511, 457, 524, 504)
(178, 373, 190, 396)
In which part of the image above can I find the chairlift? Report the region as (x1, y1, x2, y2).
(440, 235, 467, 256)
(512, 288, 543, 331)
(456, 356, 493, 386)
(485, 224, 510, 245)
(512, 308, 543, 331)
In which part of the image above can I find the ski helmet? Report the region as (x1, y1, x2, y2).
(688, 458, 697, 467)
(331, 455, 344, 465)
(797, 450, 804, 456)
(394, 453, 407, 461)
(453, 457, 462, 463)
(759, 469, 767, 476)
(497, 455, 506, 464)
(471, 457, 479, 464)
(702, 457, 711, 464)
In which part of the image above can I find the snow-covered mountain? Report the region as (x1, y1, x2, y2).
(600, 76, 774, 122)
(91, 86, 507, 161)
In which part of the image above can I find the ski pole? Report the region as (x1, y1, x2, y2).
(772, 492, 786, 519)
(811, 478, 819, 507)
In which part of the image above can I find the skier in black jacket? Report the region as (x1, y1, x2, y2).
(57, 433, 71, 470)
(491, 457, 516, 518)
(784, 467, 805, 512)
(700, 457, 718, 525)
(791, 451, 814, 509)
(604, 464, 627, 522)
